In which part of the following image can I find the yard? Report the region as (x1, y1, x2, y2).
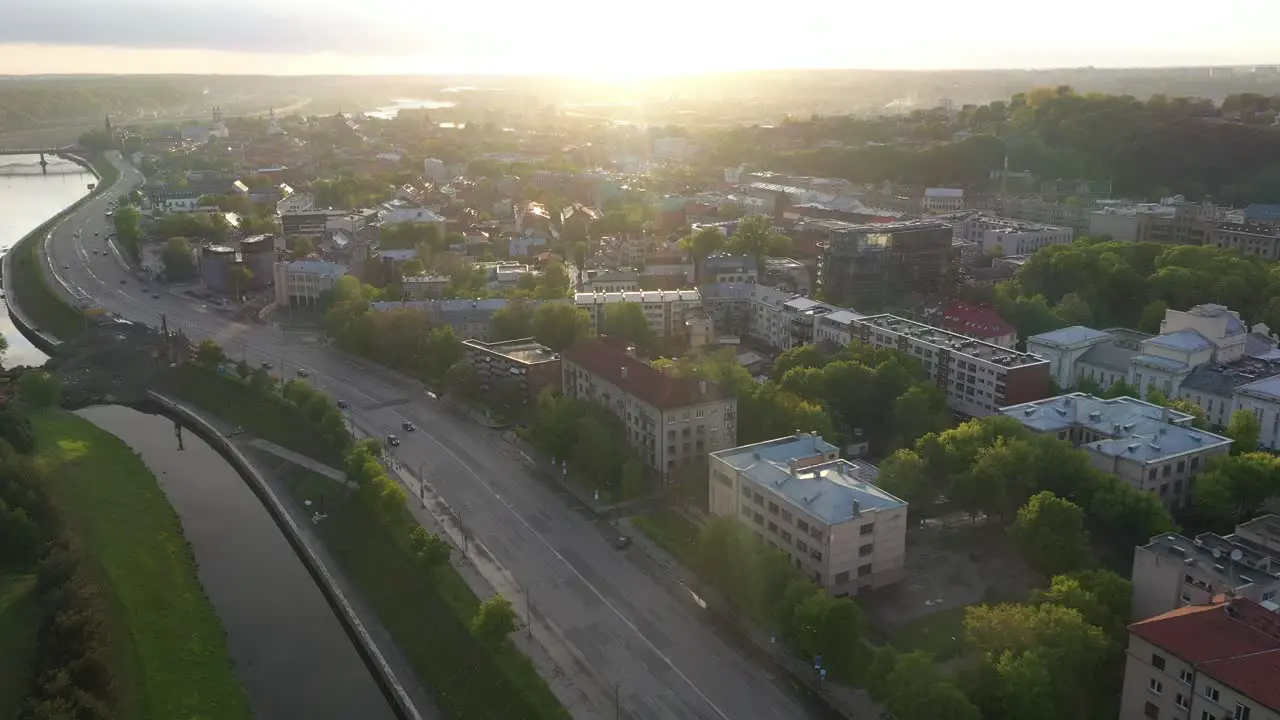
(34, 411, 251, 720)
(271, 461, 569, 720)
(0, 574, 40, 720)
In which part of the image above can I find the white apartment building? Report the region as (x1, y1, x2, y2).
(952, 214, 1074, 256)
(708, 433, 908, 597)
(585, 270, 640, 294)
(1001, 393, 1233, 511)
(1131, 515, 1280, 622)
(562, 341, 736, 478)
(1118, 597, 1280, 720)
(574, 290, 702, 338)
(851, 314, 1051, 416)
(272, 260, 348, 307)
(382, 204, 447, 233)
(815, 309, 863, 347)
(922, 187, 964, 213)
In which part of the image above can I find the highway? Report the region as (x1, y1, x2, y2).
(41, 152, 832, 720)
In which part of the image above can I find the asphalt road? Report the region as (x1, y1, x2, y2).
(43, 153, 830, 720)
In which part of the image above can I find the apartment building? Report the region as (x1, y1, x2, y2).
(1087, 197, 1230, 245)
(1132, 515, 1280, 622)
(700, 253, 759, 284)
(585, 270, 640, 294)
(462, 338, 562, 404)
(401, 274, 451, 299)
(574, 290, 702, 338)
(817, 221, 955, 308)
(272, 260, 348, 308)
(761, 257, 812, 295)
(851, 314, 1050, 416)
(1211, 223, 1280, 260)
(815, 309, 863, 347)
(369, 298, 566, 341)
(931, 300, 1018, 349)
(921, 187, 964, 213)
(952, 214, 1074, 256)
(708, 434, 908, 596)
(1000, 393, 1232, 510)
(561, 341, 736, 478)
(1119, 597, 1280, 720)
(1244, 203, 1280, 228)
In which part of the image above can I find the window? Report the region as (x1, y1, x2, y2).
(1202, 713, 1217, 720)
(1204, 685, 1220, 702)
(797, 519, 810, 533)
(835, 571, 849, 583)
(1152, 653, 1167, 670)
(753, 492, 763, 505)
(1191, 456, 1200, 470)
(753, 512, 763, 526)
(782, 510, 793, 524)
(1176, 693, 1189, 710)
(781, 530, 792, 543)
(858, 563, 873, 577)
(1149, 468, 1159, 481)
(741, 485, 751, 498)
(767, 522, 778, 533)
(1177, 460, 1186, 473)
(768, 502, 779, 515)
(859, 543, 874, 557)
(1163, 464, 1172, 477)
(1178, 669, 1193, 685)
(797, 540, 808, 553)
(1149, 678, 1163, 694)
(1235, 703, 1251, 720)
(860, 523, 875, 536)
(1144, 700, 1159, 718)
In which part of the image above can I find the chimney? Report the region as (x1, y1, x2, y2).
(621, 366, 628, 380)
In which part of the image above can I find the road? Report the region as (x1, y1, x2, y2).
(42, 152, 831, 720)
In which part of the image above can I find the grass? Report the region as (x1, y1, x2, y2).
(33, 410, 252, 720)
(0, 574, 41, 720)
(885, 605, 969, 661)
(274, 464, 569, 720)
(631, 507, 702, 567)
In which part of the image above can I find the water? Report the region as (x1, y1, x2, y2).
(365, 98, 457, 120)
(0, 153, 92, 367)
(75, 405, 396, 720)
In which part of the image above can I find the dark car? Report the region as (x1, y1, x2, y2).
(336, 400, 348, 409)
(151, 293, 161, 299)
(402, 421, 416, 432)
(260, 361, 273, 370)
(387, 434, 400, 447)
(118, 279, 127, 284)
(296, 368, 310, 378)
(614, 535, 633, 550)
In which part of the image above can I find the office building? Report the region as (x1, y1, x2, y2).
(699, 253, 759, 284)
(562, 340, 736, 478)
(708, 434, 908, 596)
(463, 338, 562, 405)
(574, 290, 702, 338)
(921, 188, 964, 213)
(817, 221, 954, 308)
(1210, 223, 1280, 260)
(952, 214, 1074, 256)
(272, 260, 348, 307)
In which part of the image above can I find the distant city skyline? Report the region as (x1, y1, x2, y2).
(2, 0, 1278, 76)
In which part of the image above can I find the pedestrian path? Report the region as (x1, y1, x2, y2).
(248, 438, 353, 486)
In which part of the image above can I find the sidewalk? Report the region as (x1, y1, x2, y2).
(616, 516, 884, 720)
(249, 437, 351, 486)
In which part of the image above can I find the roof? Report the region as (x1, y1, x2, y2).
(1238, 374, 1280, 401)
(1147, 329, 1215, 354)
(702, 253, 759, 274)
(286, 260, 347, 277)
(562, 340, 731, 410)
(924, 187, 964, 198)
(463, 338, 559, 365)
(856, 315, 1045, 368)
(1130, 598, 1280, 711)
(822, 309, 862, 326)
(1027, 325, 1110, 348)
(380, 249, 418, 262)
(574, 290, 701, 304)
(938, 301, 1015, 340)
(1077, 341, 1138, 372)
(560, 203, 601, 223)
(1000, 393, 1232, 463)
(1186, 304, 1247, 336)
(1131, 353, 1190, 373)
(783, 297, 823, 312)
(713, 436, 903, 526)
(1244, 203, 1280, 222)
(588, 269, 639, 284)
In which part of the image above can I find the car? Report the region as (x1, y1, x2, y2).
(118, 279, 127, 284)
(336, 400, 349, 409)
(386, 434, 400, 447)
(94, 231, 99, 236)
(260, 361, 273, 370)
(151, 293, 161, 299)
(61, 264, 69, 269)
(296, 368, 310, 377)
(401, 421, 416, 432)
(614, 535, 633, 550)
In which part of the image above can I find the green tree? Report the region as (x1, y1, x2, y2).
(991, 649, 1064, 720)
(490, 301, 534, 341)
(407, 526, 451, 571)
(1227, 409, 1260, 454)
(1138, 299, 1168, 334)
(877, 450, 934, 521)
(534, 261, 572, 300)
(229, 265, 254, 301)
(161, 237, 197, 280)
(680, 226, 727, 263)
(113, 205, 143, 259)
(291, 237, 316, 260)
(531, 304, 591, 351)
(444, 361, 480, 401)
(1192, 453, 1280, 530)
(602, 303, 655, 348)
(0, 409, 36, 455)
(17, 371, 62, 409)
(193, 339, 227, 367)
(1008, 492, 1091, 577)
(470, 594, 517, 649)
(770, 345, 827, 383)
(420, 327, 464, 383)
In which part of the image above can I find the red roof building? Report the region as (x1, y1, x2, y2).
(936, 300, 1017, 349)
(1120, 597, 1280, 719)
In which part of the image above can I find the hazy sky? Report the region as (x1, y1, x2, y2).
(1, 0, 1277, 75)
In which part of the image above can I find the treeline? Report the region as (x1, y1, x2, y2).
(527, 391, 649, 502)
(979, 239, 1280, 340)
(0, 78, 198, 133)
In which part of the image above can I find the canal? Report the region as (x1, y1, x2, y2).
(0, 152, 92, 368)
(75, 405, 396, 720)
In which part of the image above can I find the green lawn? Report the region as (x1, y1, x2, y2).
(631, 508, 702, 567)
(33, 411, 252, 720)
(0, 574, 40, 720)
(886, 606, 969, 661)
(275, 464, 569, 720)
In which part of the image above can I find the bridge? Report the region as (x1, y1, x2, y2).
(0, 145, 80, 155)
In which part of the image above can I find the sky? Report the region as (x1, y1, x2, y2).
(1, 0, 1277, 76)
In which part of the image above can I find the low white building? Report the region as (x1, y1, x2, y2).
(272, 260, 347, 307)
(816, 309, 863, 347)
(922, 187, 964, 213)
(953, 214, 1074, 256)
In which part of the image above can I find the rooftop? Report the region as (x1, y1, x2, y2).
(1146, 328, 1215, 354)
(1130, 598, 1280, 711)
(1077, 340, 1139, 372)
(589, 269, 639, 284)
(856, 314, 1045, 368)
(937, 301, 1015, 340)
(574, 290, 701, 304)
(924, 187, 964, 198)
(563, 340, 731, 410)
(713, 435, 903, 526)
(821, 309, 863, 326)
(1244, 203, 1280, 222)
(1185, 303, 1248, 336)
(1142, 525, 1280, 594)
(1000, 393, 1232, 463)
(286, 260, 347, 277)
(1237, 374, 1280, 402)
(702, 253, 759, 274)
(1028, 325, 1111, 348)
(379, 249, 418, 262)
(464, 338, 560, 365)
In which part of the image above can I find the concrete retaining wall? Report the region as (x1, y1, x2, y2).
(142, 391, 426, 720)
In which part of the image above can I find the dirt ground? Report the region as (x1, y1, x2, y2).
(863, 514, 1041, 628)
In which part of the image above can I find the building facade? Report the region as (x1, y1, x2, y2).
(561, 341, 736, 478)
(272, 260, 348, 307)
(574, 290, 702, 338)
(462, 338, 562, 405)
(952, 214, 1074, 256)
(708, 434, 908, 597)
(817, 221, 954, 308)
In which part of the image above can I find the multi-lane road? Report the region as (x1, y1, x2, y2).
(40, 152, 833, 720)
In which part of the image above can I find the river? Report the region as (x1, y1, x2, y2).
(75, 405, 396, 720)
(0, 153, 93, 368)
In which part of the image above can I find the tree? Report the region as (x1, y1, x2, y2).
(291, 237, 315, 260)
(727, 215, 789, 264)
(602, 303, 655, 348)
(1192, 453, 1280, 530)
(470, 594, 517, 649)
(407, 526, 450, 571)
(193, 339, 226, 367)
(770, 345, 827, 383)
(534, 261, 572, 300)
(112, 205, 143, 259)
(680, 226, 727, 263)
(444, 361, 480, 401)
(17, 371, 62, 409)
(248, 367, 273, 394)
(1008, 492, 1091, 577)
(991, 649, 1064, 720)
(0, 409, 36, 455)
(531, 304, 591, 351)
(490, 301, 534, 341)
(878, 450, 935, 522)
(235, 359, 251, 379)
(420, 327, 464, 383)
(1227, 409, 1260, 454)
(164, 236, 198, 281)
(229, 265, 253, 301)
(886, 652, 980, 720)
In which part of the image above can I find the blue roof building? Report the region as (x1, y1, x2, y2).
(709, 433, 909, 596)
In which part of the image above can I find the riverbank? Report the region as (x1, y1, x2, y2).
(3, 151, 113, 348)
(33, 409, 253, 720)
